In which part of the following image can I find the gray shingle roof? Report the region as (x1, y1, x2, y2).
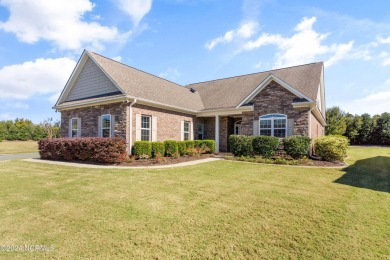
(88, 51, 205, 111)
(186, 62, 323, 110)
(62, 51, 323, 112)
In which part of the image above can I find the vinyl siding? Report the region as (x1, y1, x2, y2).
(65, 58, 121, 102)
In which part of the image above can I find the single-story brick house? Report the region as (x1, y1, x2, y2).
(54, 50, 326, 153)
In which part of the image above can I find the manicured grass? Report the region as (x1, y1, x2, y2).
(0, 146, 389, 258)
(0, 140, 38, 154)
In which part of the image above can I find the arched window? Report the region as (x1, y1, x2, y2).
(259, 114, 287, 138)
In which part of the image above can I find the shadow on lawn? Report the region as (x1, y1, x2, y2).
(335, 156, 390, 193)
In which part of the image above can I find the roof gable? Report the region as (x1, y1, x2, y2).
(237, 74, 314, 107)
(87, 52, 205, 111)
(186, 62, 323, 110)
(65, 57, 122, 102)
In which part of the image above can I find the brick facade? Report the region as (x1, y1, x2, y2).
(131, 104, 196, 143)
(310, 113, 324, 139)
(241, 81, 310, 136)
(61, 102, 129, 141)
(60, 81, 323, 153)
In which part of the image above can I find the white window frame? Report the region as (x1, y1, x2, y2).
(197, 124, 204, 140)
(234, 120, 242, 135)
(70, 117, 79, 138)
(183, 121, 190, 141)
(259, 114, 287, 138)
(141, 115, 151, 141)
(101, 114, 111, 138)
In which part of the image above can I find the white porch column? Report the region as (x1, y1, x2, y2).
(215, 115, 220, 153)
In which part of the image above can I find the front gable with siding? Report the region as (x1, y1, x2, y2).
(54, 50, 326, 153)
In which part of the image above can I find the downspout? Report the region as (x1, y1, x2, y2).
(129, 99, 137, 154)
(308, 106, 316, 156)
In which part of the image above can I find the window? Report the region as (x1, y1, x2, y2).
(141, 115, 151, 141)
(259, 114, 287, 138)
(234, 120, 242, 135)
(101, 114, 111, 137)
(70, 118, 79, 137)
(183, 121, 190, 140)
(197, 124, 204, 140)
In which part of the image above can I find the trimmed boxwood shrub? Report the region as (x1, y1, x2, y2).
(164, 140, 178, 156)
(283, 135, 311, 159)
(134, 141, 152, 158)
(229, 135, 253, 156)
(151, 142, 165, 158)
(252, 136, 279, 158)
(194, 139, 216, 153)
(177, 141, 186, 156)
(184, 140, 195, 149)
(38, 137, 127, 164)
(314, 135, 349, 161)
(194, 140, 202, 148)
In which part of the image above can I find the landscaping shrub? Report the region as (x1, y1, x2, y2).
(184, 140, 195, 149)
(134, 141, 152, 159)
(194, 140, 202, 148)
(252, 136, 279, 158)
(283, 135, 311, 159)
(151, 142, 165, 158)
(164, 140, 178, 156)
(177, 141, 186, 156)
(314, 135, 349, 161)
(38, 137, 127, 164)
(194, 140, 216, 153)
(202, 140, 216, 153)
(229, 135, 253, 156)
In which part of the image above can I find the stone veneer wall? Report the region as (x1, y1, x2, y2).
(241, 81, 310, 136)
(60, 102, 129, 141)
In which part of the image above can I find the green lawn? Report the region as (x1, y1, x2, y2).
(0, 141, 38, 154)
(0, 146, 389, 258)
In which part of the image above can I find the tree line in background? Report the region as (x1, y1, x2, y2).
(326, 106, 390, 145)
(0, 118, 60, 141)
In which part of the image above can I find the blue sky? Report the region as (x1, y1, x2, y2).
(0, 0, 389, 123)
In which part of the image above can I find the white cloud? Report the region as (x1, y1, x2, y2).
(379, 51, 390, 66)
(158, 67, 181, 81)
(112, 56, 123, 62)
(339, 90, 390, 115)
(205, 21, 258, 50)
(117, 0, 152, 26)
(0, 0, 125, 51)
(377, 36, 390, 44)
(0, 57, 76, 99)
(243, 17, 353, 68)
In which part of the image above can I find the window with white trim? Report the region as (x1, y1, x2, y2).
(101, 114, 111, 137)
(259, 114, 287, 138)
(197, 124, 204, 140)
(183, 121, 190, 140)
(71, 118, 79, 137)
(141, 115, 151, 141)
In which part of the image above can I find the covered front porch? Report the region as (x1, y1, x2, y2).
(196, 115, 244, 153)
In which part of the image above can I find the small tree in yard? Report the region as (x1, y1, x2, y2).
(41, 118, 61, 139)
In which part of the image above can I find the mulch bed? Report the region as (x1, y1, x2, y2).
(121, 154, 215, 167)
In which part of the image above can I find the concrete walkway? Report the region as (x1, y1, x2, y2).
(0, 152, 39, 161)
(23, 157, 222, 169)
